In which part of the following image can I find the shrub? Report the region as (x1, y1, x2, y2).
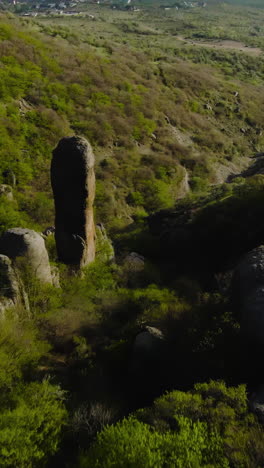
(137, 381, 264, 467)
(0, 379, 67, 467)
(0, 312, 50, 390)
(79, 416, 228, 468)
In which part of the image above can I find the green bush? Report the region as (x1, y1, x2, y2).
(0, 379, 67, 467)
(79, 416, 227, 468)
(0, 313, 49, 390)
(137, 381, 264, 467)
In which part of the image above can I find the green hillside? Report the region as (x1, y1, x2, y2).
(0, 3, 264, 466)
(0, 6, 264, 234)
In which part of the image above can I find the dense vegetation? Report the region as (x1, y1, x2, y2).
(0, 2, 264, 233)
(0, 1, 264, 466)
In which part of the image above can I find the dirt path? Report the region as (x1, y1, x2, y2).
(176, 36, 263, 56)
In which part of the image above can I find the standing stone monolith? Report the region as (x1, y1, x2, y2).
(51, 136, 96, 268)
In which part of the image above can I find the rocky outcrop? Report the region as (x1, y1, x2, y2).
(0, 254, 29, 316)
(0, 228, 52, 284)
(232, 246, 264, 345)
(51, 136, 96, 268)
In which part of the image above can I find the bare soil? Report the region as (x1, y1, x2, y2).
(177, 37, 263, 56)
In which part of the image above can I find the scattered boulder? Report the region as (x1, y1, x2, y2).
(204, 103, 212, 111)
(0, 228, 52, 284)
(131, 326, 166, 397)
(233, 246, 264, 302)
(122, 252, 148, 287)
(123, 252, 145, 272)
(233, 246, 264, 344)
(241, 286, 264, 344)
(249, 385, 264, 423)
(42, 226, 55, 237)
(18, 98, 33, 115)
(51, 136, 96, 268)
(0, 184, 13, 201)
(133, 326, 164, 358)
(0, 254, 29, 317)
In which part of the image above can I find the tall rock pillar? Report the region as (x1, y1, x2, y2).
(51, 136, 96, 268)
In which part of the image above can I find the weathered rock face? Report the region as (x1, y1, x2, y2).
(51, 136, 96, 267)
(0, 228, 52, 284)
(232, 245, 264, 345)
(0, 254, 29, 316)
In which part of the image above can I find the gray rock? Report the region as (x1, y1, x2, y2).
(42, 226, 55, 237)
(241, 286, 264, 344)
(204, 103, 212, 111)
(249, 385, 264, 423)
(131, 326, 167, 398)
(0, 254, 29, 316)
(51, 136, 96, 268)
(124, 252, 145, 272)
(134, 326, 164, 357)
(233, 246, 264, 300)
(0, 184, 13, 201)
(131, 326, 166, 382)
(0, 228, 52, 284)
(233, 246, 264, 344)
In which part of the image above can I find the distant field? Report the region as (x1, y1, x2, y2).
(176, 36, 263, 56)
(34, 1, 264, 50)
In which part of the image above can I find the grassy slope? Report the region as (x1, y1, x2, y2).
(0, 4, 263, 235)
